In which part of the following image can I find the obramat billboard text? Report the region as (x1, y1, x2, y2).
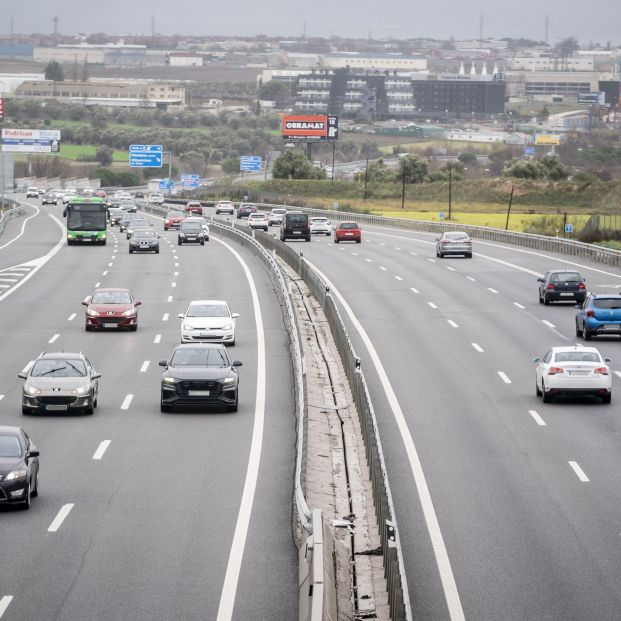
(282, 115, 328, 140)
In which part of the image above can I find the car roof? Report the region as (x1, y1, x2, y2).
(339, 220, 358, 224)
(550, 346, 600, 354)
(92, 287, 131, 293)
(188, 299, 227, 305)
(173, 343, 227, 350)
(0, 425, 23, 435)
(548, 269, 582, 274)
(39, 351, 84, 360)
(591, 293, 621, 298)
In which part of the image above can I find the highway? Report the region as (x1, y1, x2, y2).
(0, 197, 297, 620)
(231, 210, 621, 620)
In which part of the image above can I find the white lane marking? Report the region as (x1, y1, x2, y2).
(569, 461, 590, 482)
(167, 295, 173, 302)
(427, 302, 438, 309)
(615, 371, 621, 380)
(174, 271, 179, 276)
(48, 334, 60, 344)
(466, 276, 476, 282)
(0, 203, 40, 251)
(446, 266, 455, 272)
(379, 242, 386, 246)
(366, 258, 373, 263)
(68, 313, 76, 321)
(0, 285, 9, 289)
(529, 410, 546, 426)
(514, 302, 525, 309)
(488, 287, 498, 294)
(48, 504, 74, 532)
(410, 287, 419, 294)
(0, 278, 18, 282)
(120, 394, 133, 410)
(140, 361, 150, 373)
(92, 440, 111, 460)
(107, 263, 113, 267)
(172, 282, 177, 288)
(352, 252, 359, 256)
(154, 334, 161, 344)
(447, 320, 459, 328)
(427, 258, 436, 263)
(175, 262, 179, 267)
(542, 320, 556, 328)
(21, 361, 34, 374)
(94, 282, 100, 288)
(410, 251, 418, 256)
(472, 343, 484, 352)
(162, 313, 169, 321)
(0, 596, 14, 618)
(379, 266, 387, 271)
(102, 270, 108, 276)
(394, 275, 403, 281)
(497, 371, 512, 384)
(0, 395, 4, 402)
(305, 261, 457, 621)
(214, 237, 267, 621)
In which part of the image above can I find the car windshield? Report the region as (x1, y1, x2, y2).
(129, 221, 148, 229)
(181, 224, 201, 231)
(445, 233, 469, 240)
(91, 291, 132, 304)
(287, 214, 307, 223)
(592, 298, 621, 309)
(312, 218, 328, 224)
(550, 272, 582, 283)
(250, 214, 266, 219)
(0, 435, 21, 458)
(134, 230, 156, 239)
(31, 359, 87, 377)
(272, 209, 286, 215)
(340, 222, 358, 230)
(554, 351, 601, 363)
(166, 212, 182, 218)
(170, 348, 230, 367)
(187, 304, 229, 317)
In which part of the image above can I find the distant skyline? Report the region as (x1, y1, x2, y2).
(3, 1, 621, 45)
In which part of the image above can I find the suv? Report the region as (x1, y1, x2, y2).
(215, 201, 235, 215)
(280, 211, 310, 242)
(178, 220, 206, 245)
(148, 192, 165, 205)
(185, 201, 203, 216)
(159, 343, 242, 412)
(576, 294, 621, 340)
(538, 270, 586, 305)
(268, 208, 287, 226)
(26, 187, 39, 198)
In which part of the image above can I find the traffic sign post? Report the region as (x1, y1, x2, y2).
(438, 211, 446, 220)
(159, 179, 175, 191)
(129, 144, 163, 168)
(565, 223, 573, 234)
(240, 156, 262, 172)
(180, 173, 200, 188)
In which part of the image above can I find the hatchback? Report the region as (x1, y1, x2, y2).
(538, 270, 586, 305)
(268, 208, 287, 226)
(237, 204, 257, 219)
(576, 294, 621, 340)
(215, 201, 235, 215)
(164, 211, 186, 230)
(185, 201, 204, 216)
(83, 288, 142, 331)
(179, 300, 238, 344)
(0, 426, 39, 509)
(436, 232, 472, 258)
(334, 221, 361, 243)
(310, 217, 332, 236)
(248, 213, 269, 231)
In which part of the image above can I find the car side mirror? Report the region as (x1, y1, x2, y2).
(435, 237, 440, 241)
(92, 372, 101, 379)
(18, 372, 26, 379)
(81, 300, 88, 306)
(605, 357, 612, 364)
(232, 360, 243, 367)
(232, 313, 239, 319)
(134, 301, 142, 307)
(574, 304, 581, 309)
(532, 357, 541, 363)
(27, 450, 40, 458)
(178, 313, 184, 319)
(537, 278, 544, 283)
(158, 360, 168, 367)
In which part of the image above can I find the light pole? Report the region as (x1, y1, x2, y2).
(400, 160, 406, 210)
(448, 165, 452, 220)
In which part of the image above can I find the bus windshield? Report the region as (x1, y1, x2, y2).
(67, 210, 107, 231)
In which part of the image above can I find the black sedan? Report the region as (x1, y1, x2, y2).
(160, 344, 242, 412)
(129, 229, 160, 253)
(0, 426, 39, 510)
(538, 270, 586, 305)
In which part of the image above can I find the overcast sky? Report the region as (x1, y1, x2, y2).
(4, 0, 620, 45)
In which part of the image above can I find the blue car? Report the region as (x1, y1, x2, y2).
(576, 294, 621, 340)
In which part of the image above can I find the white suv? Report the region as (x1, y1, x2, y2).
(148, 192, 165, 205)
(215, 201, 235, 215)
(248, 212, 268, 231)
(268, 208, 287, 226)
(26, 186, 39, 198)
(179, 300, 238, 345)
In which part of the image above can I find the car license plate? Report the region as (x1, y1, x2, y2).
(46, 404, 67, 411)
(569, 370, 589, 376)
(103, 323, 118, 328)
(188, 390, 210, 396)
(603, 324, 619, 330)
(345, 232, 353, 236)
(294, 231, 302, 235)
(560, 292, 573, 296)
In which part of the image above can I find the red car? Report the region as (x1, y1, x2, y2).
(185, 201, 203, 216)
(83, 288, 142, 331)
(334, 221, 361, 243)
(164, 211, 186, 230)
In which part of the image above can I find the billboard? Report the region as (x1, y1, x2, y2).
(534, 133, 561, 146)
(578, 91, 605, 106)
(1, 128, 61, 153)
(282, 114, 338, 141)
(0, 97, 4, 121)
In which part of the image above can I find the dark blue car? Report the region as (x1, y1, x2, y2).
(576, 294, 621, 340)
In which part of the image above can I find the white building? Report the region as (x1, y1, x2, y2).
(322, 53, 427, 71)
(507, 56, 594, 71)
(0, 73, 45, 95)
(34, 43, 147, 65)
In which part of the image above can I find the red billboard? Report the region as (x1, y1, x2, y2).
(0, 97, 4, 121)
(282, 114, 338, 141)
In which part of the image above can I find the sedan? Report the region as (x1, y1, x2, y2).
(248, 212, 269, 231)
(119, 213, 144, 232)
(164, 211, 186, 230)
(83, 287, 142, 331)
(41, 190, 58, 205)
(0, 426, 39, 509)
(538, 270, 586, 305)
(237, 204, 257, 219)
(576, 294, 621, 340)
(160, 344, 242, 412)
(436, 232, 472, 258)
(119, 202, 137, 213)
(126, 219, 152, 239)
(108, 208, 125, 226)
(533, 346, 612, 403)
(179, 299, 238, 344)
(19, 352, 100, 415)
(129, 229, 160, 254)
(215, 201, 235, 215)
(334, 221, 361, 243)
(310, 217, 332, 236)
(185, 201, 203, 216)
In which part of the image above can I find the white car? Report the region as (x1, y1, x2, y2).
(183, 216, 210, 240)
(26, 186, 39, 198)
(148, 193, 165, 205)
(268, 208, 287, 226)
(114, 190, 132, 200)
(310, 217, 332, 236)
(533, 346, 612, 404)
(215, 201, 235, 215)
(248, 212, 268, 231)
(62, 188, 77, 203)
(179, 300, 238, 345)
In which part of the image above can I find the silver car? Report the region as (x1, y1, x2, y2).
(436, 231, 473, 258)
(268, 208, 287, 226)
(19, 352, 101, 415)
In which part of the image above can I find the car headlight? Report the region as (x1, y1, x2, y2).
(87, 309, 100, 317)
(222, 323, 233, 331)
(183, 323, 194, 331)
(73, 384, 91, 396)
(122, 309, 136, 317)
(222, 377, 236, 385)
(5, 468, 27, 481)
(179, 233, 186, 237)
(24, 384, 41, 396)
(163, 377, 177, 385)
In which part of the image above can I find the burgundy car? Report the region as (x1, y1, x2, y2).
(185, 201, 204, 216)
(164, 211, 186, 231)
(334, 221, 361, 243)
(83, 288, 142, 331)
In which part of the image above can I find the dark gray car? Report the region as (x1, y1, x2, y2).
(129, 229, 160, 254)
(0, 426, 39, 509)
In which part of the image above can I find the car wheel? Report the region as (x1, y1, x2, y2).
(178, 240, 182, 245)
(200, 240, 205, 245)
(536, 381, 542, 397)
(160, 403, 173, 413)
(334, 238, 339, 243)
(539, 291, 543, 304)
(84, 401, 94, 415)
(94, 397, 98, 409)
(130, 325, 138, 332)
(164, 226, 168, 231)
(129, 249, 133, 254)
(31, 472, 39, 497)
(356, 239, 361, 243)
(466, 253, 472, 258)
(543, 294, 550, 305)
(583, 325, 592, 341)
(575, 322, 582, 337)
(85, 325, 92, 331)
(438, 252, 443, 258)
(156, 248, 160, 254)
(542, 383, 552, 403)
(21, 406, 30, 415)
(602, 392, 612, 404)
(22, 483, 31, 510)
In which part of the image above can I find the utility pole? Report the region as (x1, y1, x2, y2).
(363, 156, 369, 200)
(448, 166, 452, 220)
(331, 141, 336, 182)
(505, 184, 514, 230)
(400, 162, 406, 210)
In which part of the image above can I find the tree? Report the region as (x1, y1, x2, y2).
(258, 80, 290, 105)
(221, 157, 240, 174)
(44, 61, 64, 81)
(366, 159, 396, 183)
(95, 146, 113, 166)
(271, 151, 316, 179)
(396, 156, 428, 184)
(458, 152, 477, 166)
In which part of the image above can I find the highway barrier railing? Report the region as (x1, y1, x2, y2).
(0, 198, 27, 235)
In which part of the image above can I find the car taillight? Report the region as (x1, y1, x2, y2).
(578, 283, 586, 289)
(547, 284, 556, 289)
(586, 310, 595, 317)
(464, 240, 472, 244)
(594, 367, 609, 375)
(442, 240, 451, 245)
(548, 367, 564, 375)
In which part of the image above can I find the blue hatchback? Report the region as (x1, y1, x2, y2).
(576, 294, 621, 340)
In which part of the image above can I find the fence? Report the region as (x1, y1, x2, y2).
(0, 198, 26, 235)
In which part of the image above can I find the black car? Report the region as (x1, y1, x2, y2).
(178, 221, 205, 245)
(134, 191, 145, 199)
(41, 190, 58, 205)
(280, 211, 310, 242)
(119, 213, 143, 232)
(129, 229, 160, 253)
(538, 270, 586, 305)
(237, 204, 257, 219)
(159, 344, 242, 412)
(108, 208, 125, 225)
(0, 426, 39, 510)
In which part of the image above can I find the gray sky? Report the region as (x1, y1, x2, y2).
(5, 0, 620, 45)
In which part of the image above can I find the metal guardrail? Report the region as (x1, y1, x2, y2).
(0, 199, 27, 235)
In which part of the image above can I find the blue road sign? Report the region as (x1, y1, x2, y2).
(240, 155, 262, 172)
(523, 146, 536, 156)
(159, 179, 175, 190)
(565, 223, 573, 234)
(438, 211, 446, 220)
(180, 173, 200, 188)
(130, 144, 163, 168)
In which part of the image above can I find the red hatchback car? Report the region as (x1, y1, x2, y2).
(185, 201, 203, 216)
(334, 221, 361, 243)
(83, 288, 142, 331)
(164, 211, 186, 230)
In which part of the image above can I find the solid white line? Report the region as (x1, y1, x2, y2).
(162, 313, 169, 321)
(366, 258, 373, 262)
(0, 596, 14, 618)
(167, 295, 173, 302)
(92, 440, 111, 460)
(0, 203, 40, 251)
(394, 275, 403, 281)
(410, 287, 419, 294)
(529, 410, 546, 426)
(542, 320, 556, 328)
(379, 266, 387, 271)
(214, 237, 266, 621)
(447, 320, 459, 328)
(513, 302, 525, 309)
(0, 395, 4, 402)
(0, 278, 18, 282)
(154, 334, 161, 344)
(472, 343, 484, 352)
(140, 361, 150, 373)
(48, 334, 59, 344)
(120, 394, 133, 410)
(569, 461, 590, 482)
(305, 260, 457, 621)
(488, 287, 498, 294)
(68, 313, 76, 321)
(0, 285, 9, 289)
(446, 266, 455, 271)
(102, 270, 108, 276)
(427, 302, 438, 309)
(497, 371, 512, 384)
(466, 276, 476, 282)
(615, 371, 621, 380)
(48, 503, 74, 532)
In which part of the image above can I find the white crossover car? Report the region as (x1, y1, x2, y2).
(310, 217, 332, 236)
(179, 300, 238, 345)
(215, 201, 235, 215)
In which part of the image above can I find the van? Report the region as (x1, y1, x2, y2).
(280, 211, 310, 242)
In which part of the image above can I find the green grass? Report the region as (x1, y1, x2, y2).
(59, 144, 128, 162)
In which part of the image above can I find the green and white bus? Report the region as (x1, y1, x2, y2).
(65, 197, 108, 245)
